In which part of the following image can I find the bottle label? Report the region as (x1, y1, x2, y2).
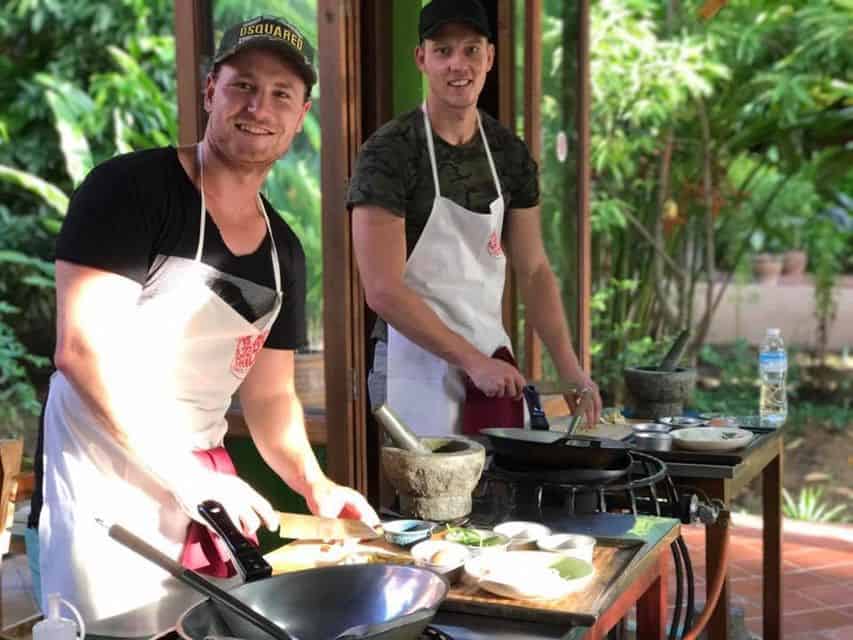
(759, 351, 787, 372)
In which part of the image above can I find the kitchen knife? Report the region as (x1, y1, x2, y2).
(277, 512, 381, 541)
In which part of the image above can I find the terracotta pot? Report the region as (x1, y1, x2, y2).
(752, 253, 783, 284)
(782, 250, 808, 276)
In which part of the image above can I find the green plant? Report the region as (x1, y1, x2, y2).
(782, 486, 849, 523)
(0, 302, 49, 435)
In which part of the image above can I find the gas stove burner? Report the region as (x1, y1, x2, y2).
(422, 626, 454, 640)
(475, 450, 673, 520)
(491, 454, 632, 485)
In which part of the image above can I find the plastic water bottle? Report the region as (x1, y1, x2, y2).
(759, 328, 788, 427)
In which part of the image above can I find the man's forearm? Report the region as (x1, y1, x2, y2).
(518, 264, 584, 379)
(242, 392, 325, 498)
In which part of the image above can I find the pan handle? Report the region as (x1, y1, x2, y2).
(333, 607, 435, 640)
(105, 521, 293, 640)
(198, 501, 272, 583)
(522, 385, 550, 431)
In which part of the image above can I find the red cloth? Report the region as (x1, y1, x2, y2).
(460, 346, 525, 435)
(179, 447, 259, 578)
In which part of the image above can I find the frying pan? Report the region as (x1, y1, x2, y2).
(480, 385, 629, 470)
(111, 501, 448, 640)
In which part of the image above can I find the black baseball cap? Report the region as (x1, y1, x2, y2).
(213, 15, 317, 90)
(419, 0, 492, 42)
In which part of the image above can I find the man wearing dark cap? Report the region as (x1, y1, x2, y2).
(29, 15, 377, 631)
(349, 0, 602, 437)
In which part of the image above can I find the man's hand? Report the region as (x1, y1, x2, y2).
(466, 353, 526, 399)
(563, 372, 603, 428)
(174, 471, 279, 537)
(304, 477, 380, 527)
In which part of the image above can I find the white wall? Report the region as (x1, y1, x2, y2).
(692, 280, 853, 350)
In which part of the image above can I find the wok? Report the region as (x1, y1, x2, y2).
(479, 385, 629, 470)
(110, 501, 448, 640)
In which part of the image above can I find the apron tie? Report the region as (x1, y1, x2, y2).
(179, 447, 259, 578)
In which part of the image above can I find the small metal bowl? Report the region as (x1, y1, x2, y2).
(632, 432, 673, 451)
(658, 416, 707, 429)
(632, 422, 671, 434)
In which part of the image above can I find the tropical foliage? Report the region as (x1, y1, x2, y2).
(536, 0, 852, 399)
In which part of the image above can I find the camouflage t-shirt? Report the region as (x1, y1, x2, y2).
(346, 107, 539, 254)
(346, 107, 539, 343)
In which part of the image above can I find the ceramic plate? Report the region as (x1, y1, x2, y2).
(671, 427, 754, 452)
(492, 521, 552, 549)
(464, 550, 594, 600)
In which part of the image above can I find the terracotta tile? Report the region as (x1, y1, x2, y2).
(783, 568, 837, 590)
(745, 616, 763, 637)
(822, 626, 853, 640)
(781, 608, 853, 634)
(785, 547, 853, 567)
(799, 583, 853, 609)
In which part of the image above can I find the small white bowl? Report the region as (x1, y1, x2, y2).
(410, 540, 470, 584)
(536, 533, 597, 564)
(493, 521, 553, 550)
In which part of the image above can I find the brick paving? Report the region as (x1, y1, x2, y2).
(671, 515, 853, 639)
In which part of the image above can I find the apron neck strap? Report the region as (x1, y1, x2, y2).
(195, 144, 282, 295)
(421, 103, 503, 201)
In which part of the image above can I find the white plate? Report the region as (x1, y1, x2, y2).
(464, 551, 594, 600)
(493, 521, 552, 549)
(671, 427, 754, 452)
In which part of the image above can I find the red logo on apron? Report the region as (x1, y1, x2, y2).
(231, 332, 269, 375)
(487, 230, 504, 257)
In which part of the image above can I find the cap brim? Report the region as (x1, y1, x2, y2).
(421, 18, 491, 41)
(216, 39, 317, 88)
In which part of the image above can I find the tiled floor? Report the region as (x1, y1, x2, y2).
(670, 515, 853, 639)
(3, 515, 853, 638)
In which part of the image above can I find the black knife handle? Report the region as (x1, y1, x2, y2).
(522, 384, 550, 430)
(198, 500, 272, 583)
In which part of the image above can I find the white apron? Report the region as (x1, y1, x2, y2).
(39, 146, 282, 633)
(386, 107, 514, 436)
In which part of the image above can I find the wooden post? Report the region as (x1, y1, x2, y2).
(174, 0, 212, 145)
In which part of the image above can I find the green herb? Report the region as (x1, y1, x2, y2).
(446, 527, 503, 547)
(549, 557, 593, 581)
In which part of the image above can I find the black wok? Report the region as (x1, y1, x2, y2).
(109, 501, 448, 640)
(479, 385, 629, 470)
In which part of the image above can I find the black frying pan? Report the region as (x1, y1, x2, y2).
(479, 385, 629, 469)
(109, 501, 448, 640)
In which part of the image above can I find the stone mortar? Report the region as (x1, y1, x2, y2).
(623, 366, 697, 419)
(381, 437, 485, 522)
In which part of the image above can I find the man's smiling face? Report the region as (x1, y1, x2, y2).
(416, 23, 494, 112)
(204, 47, 312, 168)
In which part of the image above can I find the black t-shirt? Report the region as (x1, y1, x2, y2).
(55, 146, 307, 349)
(28, 147, 307, 529)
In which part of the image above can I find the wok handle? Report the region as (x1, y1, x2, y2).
(106, 523, 294, 640)
(197, 501, 272, 583)
(334, 607, 435, 640)
(522, 385, 550, 430)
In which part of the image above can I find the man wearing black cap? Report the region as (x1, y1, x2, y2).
(30, 15, 377, 631)
(349, 0, 602, 437)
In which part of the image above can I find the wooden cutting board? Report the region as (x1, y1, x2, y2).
(264, 534, 644, 626)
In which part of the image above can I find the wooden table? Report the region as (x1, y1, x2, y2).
(664, 430, 783, 640)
